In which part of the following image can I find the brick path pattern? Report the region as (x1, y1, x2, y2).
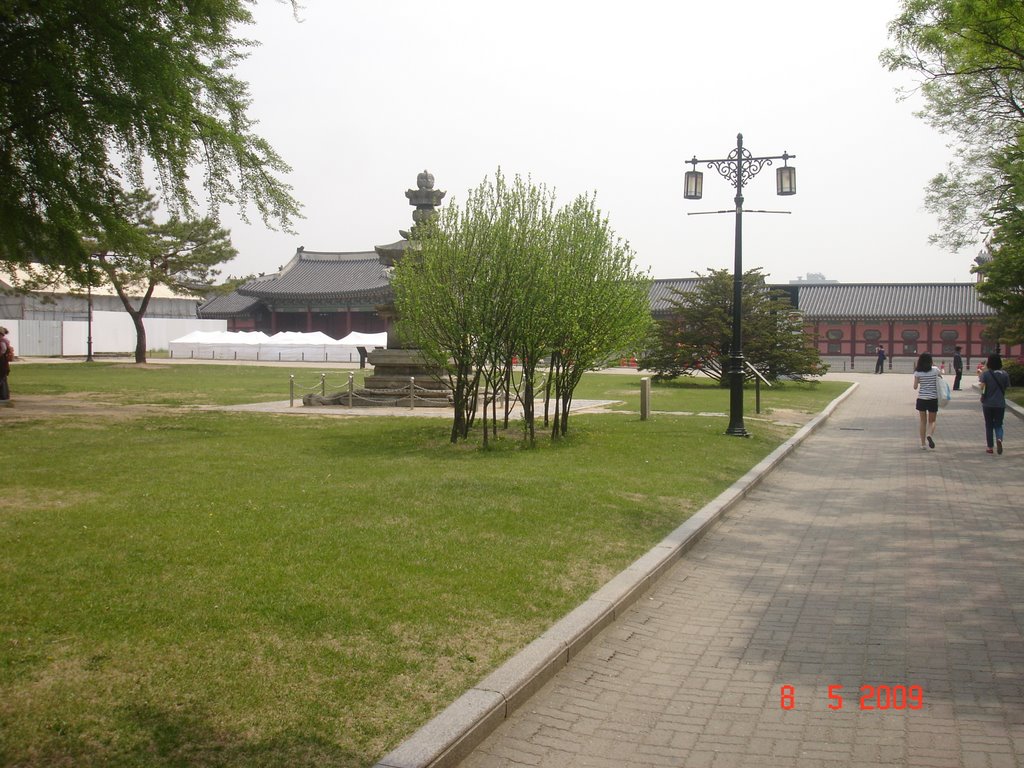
(460, 373, 1024, 768)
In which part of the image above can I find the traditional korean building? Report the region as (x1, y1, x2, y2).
(201, 247, 392, 337)
(793, 281, 1018, 368)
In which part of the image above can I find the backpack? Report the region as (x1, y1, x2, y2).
(3, 342, 11, 362)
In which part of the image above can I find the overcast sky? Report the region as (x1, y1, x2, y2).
(213, 0, 977, 285)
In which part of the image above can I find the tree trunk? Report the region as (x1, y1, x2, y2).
(523, 372, 535, 446)
(130, 309, 147, 363)
(544, 351, 557, 427)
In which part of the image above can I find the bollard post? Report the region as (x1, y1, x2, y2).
(289, 375, 295, 407)
(347, 373, 354, 407)
(321, 373, 326, 397)
(755, 377, 762, 414)
(640, 376, 651, 421)
(409, 377, 415, 410)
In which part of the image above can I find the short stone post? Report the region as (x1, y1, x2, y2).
(289, 375, 295, 408)
(640, 376, 651, 421)
(409, 376, 416, 410)
(347, 373, 354, 407)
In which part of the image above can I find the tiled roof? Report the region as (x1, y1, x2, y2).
(649, 278, 701, 314)
(198, 292, 262, 318)
(796, 283, 993, 320)
(237, 248, 392, 302)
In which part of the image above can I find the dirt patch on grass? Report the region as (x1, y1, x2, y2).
(752, 407, 815, 427)
(0, 395, 171, 423)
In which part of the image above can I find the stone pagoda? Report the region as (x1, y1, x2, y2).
(304, 171, 452, 407)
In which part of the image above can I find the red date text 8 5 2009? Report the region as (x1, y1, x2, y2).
(780, 684, 924, 711)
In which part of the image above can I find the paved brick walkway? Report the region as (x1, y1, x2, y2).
(459, 373, 1024, 768)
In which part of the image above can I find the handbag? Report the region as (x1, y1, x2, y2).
(937, 376, 951, 408)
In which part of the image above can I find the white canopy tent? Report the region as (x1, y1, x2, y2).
(168, 330, 386, 362)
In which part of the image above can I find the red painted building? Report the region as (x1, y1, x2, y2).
(795, 282, 1019, 369)
(648, 279, 1019, 370)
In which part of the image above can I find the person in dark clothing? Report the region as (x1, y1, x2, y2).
(0, 326, 11, 403)
(952, 346, 964, 390)
(979, 354, 1010, 454)
(875, 345, 886, 374)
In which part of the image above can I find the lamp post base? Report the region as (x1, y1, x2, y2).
(726, 355, 749, 437)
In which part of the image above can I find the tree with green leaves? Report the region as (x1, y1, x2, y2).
(975, 140, 1024, 344)
(881, 0, 1024, 252)
(882, 0, 1024, 337)
(392, 171, 557, 445)
(544, 194, 651, 439)
(641, 268, 825, 383)
(0, 1, 300, 275)
(86, 191, 237, 364)
(393, 170, 649, 446)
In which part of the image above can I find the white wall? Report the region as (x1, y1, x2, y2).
(0, 315, 226, 356)
(62, 313, 227, 355)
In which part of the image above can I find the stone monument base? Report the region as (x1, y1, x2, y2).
(303, 347, 452, 407)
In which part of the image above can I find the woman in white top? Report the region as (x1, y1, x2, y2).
(913, 352, 941, 450)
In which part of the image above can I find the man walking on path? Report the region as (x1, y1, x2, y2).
(459, 372, 1024, 768)
(953, 345, 964, 390)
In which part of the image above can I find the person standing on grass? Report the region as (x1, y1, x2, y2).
(979, 354, 1010, 455)
(0, 327, 12, 404)
(913, 352, 941, 450)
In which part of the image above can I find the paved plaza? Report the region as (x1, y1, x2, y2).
(450, 371, 1024, 768)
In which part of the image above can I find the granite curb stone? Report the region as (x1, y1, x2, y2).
(373, 382, 860, 768)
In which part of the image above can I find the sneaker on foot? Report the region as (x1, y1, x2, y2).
(927, 436, 935, 449)
(997, 439, 1003, 455)
(987, 448, 994, 454)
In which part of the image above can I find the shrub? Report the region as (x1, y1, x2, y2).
(1004, 359, 1024, 386)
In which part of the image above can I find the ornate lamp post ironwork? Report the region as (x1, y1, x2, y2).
(684, 133, 796, 437)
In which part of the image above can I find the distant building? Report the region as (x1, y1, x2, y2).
(789, 272, 838, 284)
(207, 267, 1019, 367)
(792, 281, 1015, 367)
(0, 268, 218, 356)
(201, 247, 391, 336)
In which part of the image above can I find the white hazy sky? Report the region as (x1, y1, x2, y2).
(213, 0, 978, 284)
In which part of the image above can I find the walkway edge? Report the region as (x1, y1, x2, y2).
(373, 383, 860, 768)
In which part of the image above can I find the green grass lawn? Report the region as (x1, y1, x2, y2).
(0, 363, 849, 767)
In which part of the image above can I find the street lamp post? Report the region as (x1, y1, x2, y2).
(684, 133, 796, 437)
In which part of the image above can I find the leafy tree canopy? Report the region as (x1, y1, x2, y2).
(882, 0, 1024, 342)
(393, 169, 650, 445)
(641, 268, 826, 383)
(82, 189, 237, 363)
(881, 0, 1024, 251)
(0, 1, 301, 274)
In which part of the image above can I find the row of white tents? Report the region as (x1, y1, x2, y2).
(168, 330, 387, 362)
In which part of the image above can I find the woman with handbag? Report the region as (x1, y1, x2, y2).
(979, 354, 1011, 454)
(913, 352, 942, 450)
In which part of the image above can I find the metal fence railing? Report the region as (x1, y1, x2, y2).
(290, 373, 449, 409)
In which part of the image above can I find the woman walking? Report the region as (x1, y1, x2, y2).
(913, 352, 941, 450)
(979, 354, 1010, 454)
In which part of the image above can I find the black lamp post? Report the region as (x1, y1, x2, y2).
(684, 133, 796, 437)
